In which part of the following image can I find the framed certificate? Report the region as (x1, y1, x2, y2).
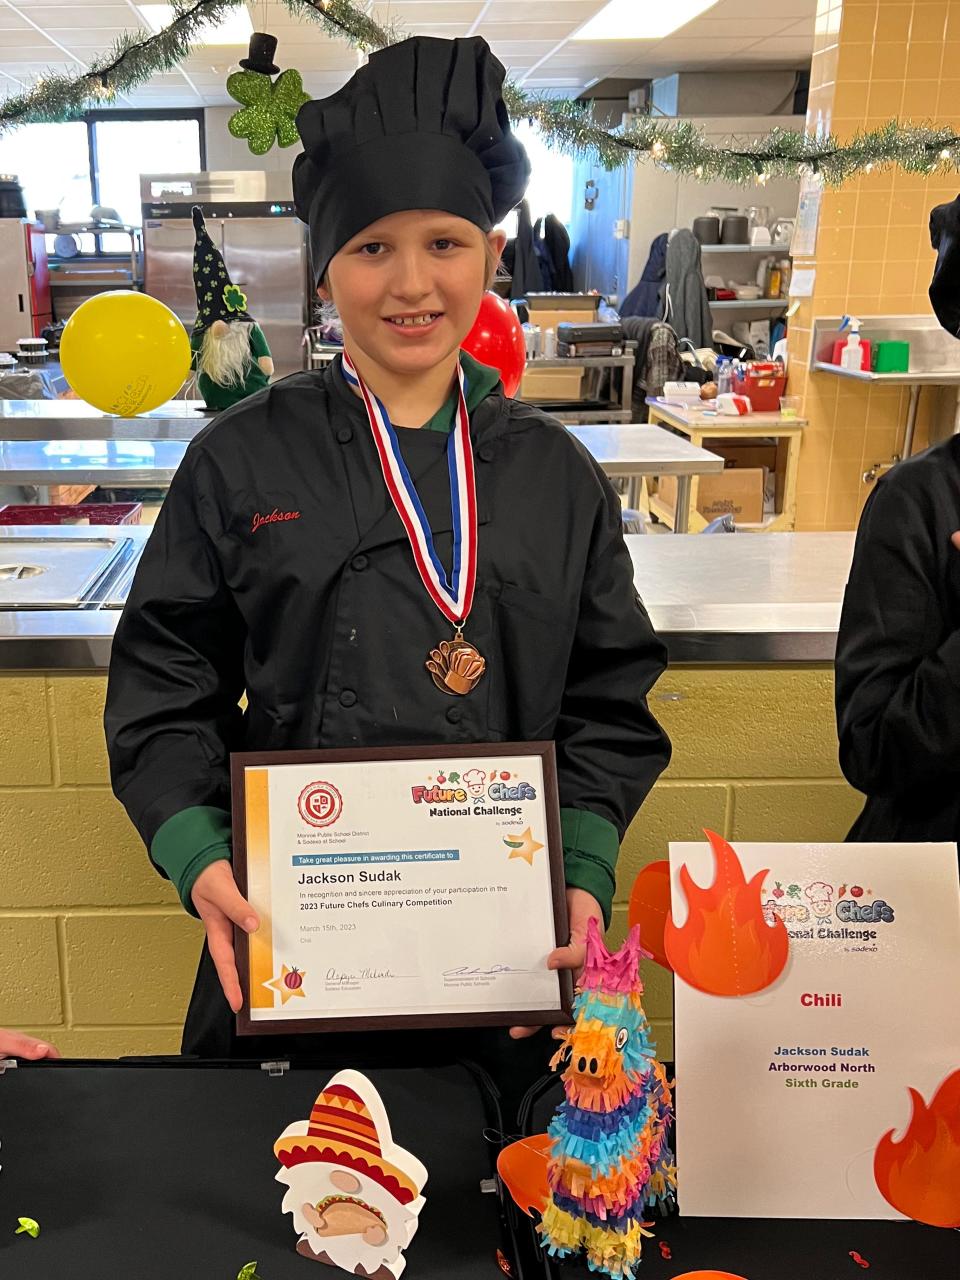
(230, 742, 573, 1035)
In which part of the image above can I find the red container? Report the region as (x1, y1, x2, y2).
(0, 503, 142, 525)
(830, 336, 872, 370)
(733, 362, 787, 412)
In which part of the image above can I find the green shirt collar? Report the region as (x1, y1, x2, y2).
(420, 350, 502, 433)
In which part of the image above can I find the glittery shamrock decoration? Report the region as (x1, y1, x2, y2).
(224, 283, 248, 313)
(15, 1217, 40, 1238)
(227, 69, 309, 156)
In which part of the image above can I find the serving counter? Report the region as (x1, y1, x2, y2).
(0, 399, 212, 441)
(0, 530, 862, 1062)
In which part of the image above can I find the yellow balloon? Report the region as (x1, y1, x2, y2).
(60, 291, 191, 415)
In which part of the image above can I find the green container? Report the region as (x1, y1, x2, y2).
(873, 340, 910, 373)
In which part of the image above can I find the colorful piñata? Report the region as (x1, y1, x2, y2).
(539, 917, 676, 1278)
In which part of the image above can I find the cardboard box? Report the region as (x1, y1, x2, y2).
(519, 367, 584, 401)
(659, 468, 765, 524)
(527, 298, 600, 335)
(702, 437, 783, 510)
(47, 484, 97, 506)
(528, 310, 598, 336)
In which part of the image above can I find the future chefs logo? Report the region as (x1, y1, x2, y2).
(410, 765, 537, 808)
(761, 876, 896, 943)
(298, 780, 343, 828)
(411, 765, 543, 861)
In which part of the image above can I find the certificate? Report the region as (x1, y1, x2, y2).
(671, 841, 960, 1219)
(231, 743, 573, 1035)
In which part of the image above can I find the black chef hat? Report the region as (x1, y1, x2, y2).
(191, 206, 254, 333)
(929, 194, 960, 338)
(293, 36, 530, 284)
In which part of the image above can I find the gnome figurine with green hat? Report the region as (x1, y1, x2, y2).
(189, 205, 274, 410)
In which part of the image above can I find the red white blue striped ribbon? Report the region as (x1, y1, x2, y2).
(341, 350, 477, 627)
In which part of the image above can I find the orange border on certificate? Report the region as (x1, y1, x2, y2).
(245, 767, 275, 1009)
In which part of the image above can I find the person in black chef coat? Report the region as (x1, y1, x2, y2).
(835, 433, 960, 849)
(104, 36, 671, 1119)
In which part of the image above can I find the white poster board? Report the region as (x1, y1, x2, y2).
(671, 841, 960, 1219)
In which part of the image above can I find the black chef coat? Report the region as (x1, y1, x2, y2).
(835, 433, 960, 846)
(104, 358, 671, 1081)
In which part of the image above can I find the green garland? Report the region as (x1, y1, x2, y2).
(1, 0, 958, 185)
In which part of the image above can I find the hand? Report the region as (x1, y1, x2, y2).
(952, 531, 960, 551)
(509, 887, 604, 1040)
(0, 1029, 60, 1060)
(191, 861, 259, 1013)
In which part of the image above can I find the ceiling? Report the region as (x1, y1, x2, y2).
(0, 0, 816, 109)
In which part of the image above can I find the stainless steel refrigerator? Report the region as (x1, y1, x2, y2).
(140, 171, 309, 379)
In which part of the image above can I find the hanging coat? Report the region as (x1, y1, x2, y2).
(506, 199, 545, 299)
(619, 232, 668, 320)
(662, 229, 714, 349)
(534, 214, 574, 293)
(835, 434, 960, 847)
(104, 356, 672, 1059)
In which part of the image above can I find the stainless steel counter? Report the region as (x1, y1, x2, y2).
(0, 528, 853, 669)
(0, 400, 212, 441)
(0, 439, 188, 489)
(630, 531, 853, 661)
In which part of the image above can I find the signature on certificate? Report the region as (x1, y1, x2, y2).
(325, 967, 403, 984)
(442, 964, 529, 977)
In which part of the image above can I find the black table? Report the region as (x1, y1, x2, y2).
(0, 1060, 956, 1280)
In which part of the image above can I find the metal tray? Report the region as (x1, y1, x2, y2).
(0, 537, 131, 608)
(101, 548, 143, 608)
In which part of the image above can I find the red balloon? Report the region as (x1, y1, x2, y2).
(462, 292, 526, 397)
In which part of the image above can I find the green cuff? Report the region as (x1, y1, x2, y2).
(560, 807, 620, 928)
(150, 805, 232, 915)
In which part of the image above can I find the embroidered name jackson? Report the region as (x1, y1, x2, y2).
(251, 508, 301, 533)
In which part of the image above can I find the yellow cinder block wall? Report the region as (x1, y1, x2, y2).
(0, 669, 864, 1061)
(787, 0, 960, 531)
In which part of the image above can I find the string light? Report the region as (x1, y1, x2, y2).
(4, 0, 960, 188)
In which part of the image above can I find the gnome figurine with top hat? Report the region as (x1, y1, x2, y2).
(189, 205, 274, 410)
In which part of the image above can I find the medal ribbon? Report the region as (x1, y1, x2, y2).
(341, 350, 477, 626)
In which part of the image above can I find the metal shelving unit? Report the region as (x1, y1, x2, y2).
(46, 223, 143, 291)
(525, 353, 636, 424)
(711, 299, 789, 311)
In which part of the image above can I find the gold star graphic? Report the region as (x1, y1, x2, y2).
(264, 964, 306, 1005)
(503, 828, 544, 866)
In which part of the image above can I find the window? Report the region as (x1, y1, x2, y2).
(0, 120, 91, 224)
(93, 116, 202, 251)
(495, 120, 575, 239)
(0, 110, 203, 257)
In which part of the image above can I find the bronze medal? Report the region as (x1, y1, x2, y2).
(343, 351, 485, 696)
(426, 632, 486, 697)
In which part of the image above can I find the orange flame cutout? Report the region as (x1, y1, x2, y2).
(873, 1069, 960, 1228)
(668, 1273, 749, 1280)
(663, 830, 788, 996)
(497, 1133, 552, 1218)
(628, 859, 672, 969)
(668, 1272, 749, 1279)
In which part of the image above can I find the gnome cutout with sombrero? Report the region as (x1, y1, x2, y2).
(189, 205, 274, 410)
(274, 1070, 427, 1279)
